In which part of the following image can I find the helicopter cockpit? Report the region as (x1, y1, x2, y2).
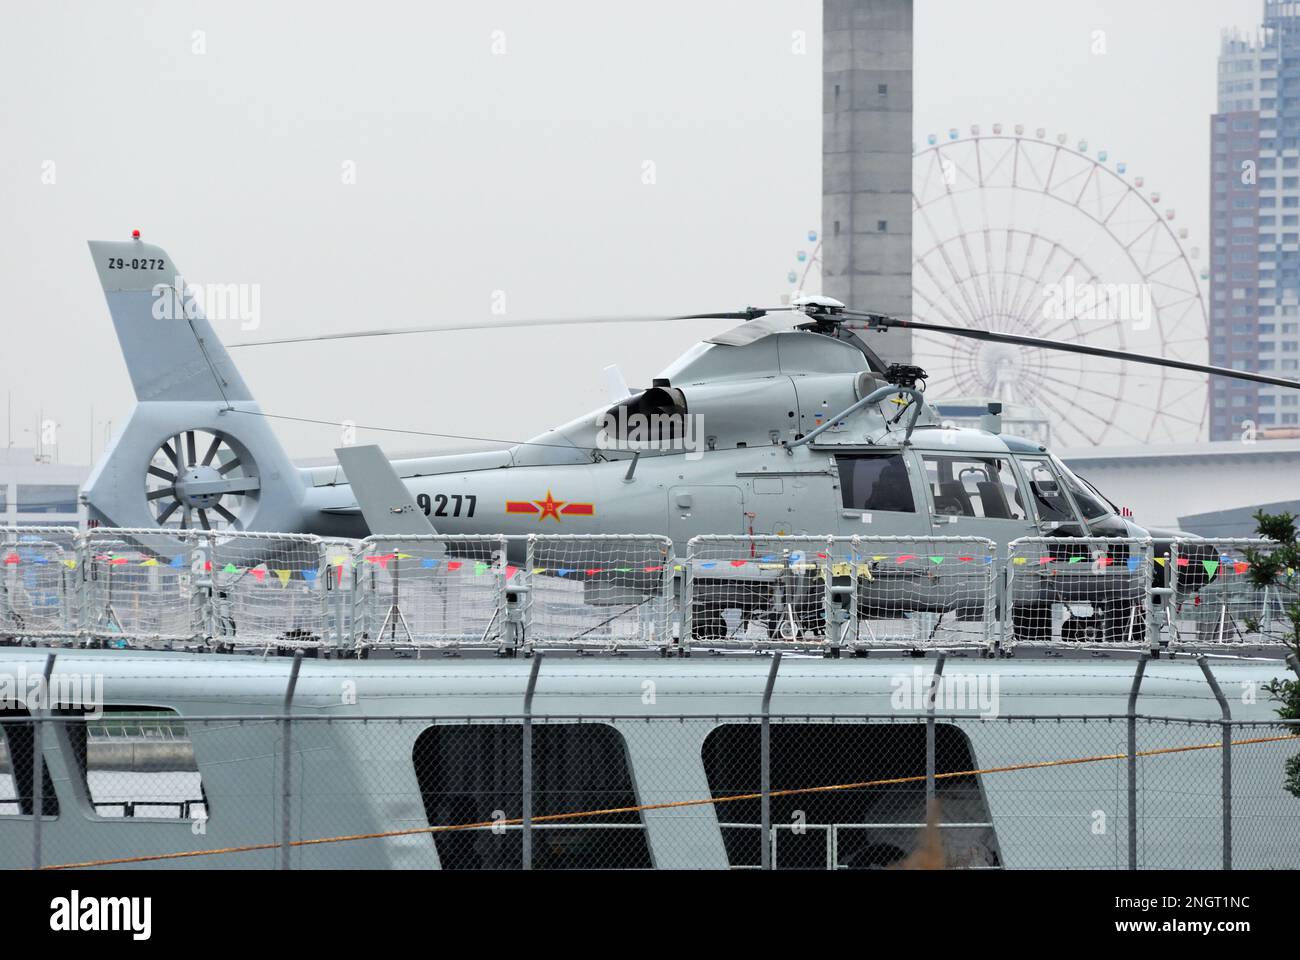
(834, 436, 1139, 543)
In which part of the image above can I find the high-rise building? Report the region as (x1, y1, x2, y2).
(1211, 0, 1300, 440)
(822, 0, 913, 365)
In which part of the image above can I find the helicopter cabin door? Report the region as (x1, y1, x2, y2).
(668, 485, 745, 547)
(915, 451, 1036, 555)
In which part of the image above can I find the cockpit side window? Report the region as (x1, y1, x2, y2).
(921, 455, 1027, 520)
(1018, 457, 1076, 523)
(835, 453, 915, 513)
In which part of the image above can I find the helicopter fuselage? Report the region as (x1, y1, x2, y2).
(301, 426, 1149, 552)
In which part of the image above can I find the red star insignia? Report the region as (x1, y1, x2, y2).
(533, 490, 566, 521)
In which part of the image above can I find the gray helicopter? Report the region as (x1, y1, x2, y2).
(81, 236, 1300, 642)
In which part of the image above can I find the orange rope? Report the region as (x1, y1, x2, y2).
(38, 732, 1300, 870)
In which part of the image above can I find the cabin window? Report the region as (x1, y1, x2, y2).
(921, 455, 1027, 520)
(835, 453, 915, 513)
(65, 708, 207, 820)
(413, 722, 652, 869)
(0, 707, 58, 817)
(701, 722, 1000, 869)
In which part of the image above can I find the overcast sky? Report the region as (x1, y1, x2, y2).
(0, 0, 1263, 463)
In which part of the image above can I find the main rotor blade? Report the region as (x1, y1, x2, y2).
(227, 310, 776, 348)
(845, 313, 1300, 391)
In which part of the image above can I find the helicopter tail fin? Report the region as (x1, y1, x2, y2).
(83, 238, 307, 531)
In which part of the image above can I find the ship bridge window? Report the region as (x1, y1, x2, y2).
(835, 453, 915, 513)
(702, 723, 1000, 869)
(922, 455, 1026, 520)
(64, 707, 206, 821)
(0, 707, 59, 817)
(413, 722, 652, 869)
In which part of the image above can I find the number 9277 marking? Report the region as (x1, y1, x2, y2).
(417, 493, 475, 518)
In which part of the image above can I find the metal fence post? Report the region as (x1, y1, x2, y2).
(1126, 653, 1149, 870)
(760, 651, 782, 870)
(1141, 540, 1162, 657)
(926, 653, 946, 816)
(280, 651, 303, 870)
(1197, 656, 1232, 871)
(31, 653, 55, 870)
(522, 652, 543, 870)
(680, 538, 695, 651)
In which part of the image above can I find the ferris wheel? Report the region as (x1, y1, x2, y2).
(787, 125, 1211, 447)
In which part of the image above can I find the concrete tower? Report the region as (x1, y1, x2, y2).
(822, 0, 913, 365)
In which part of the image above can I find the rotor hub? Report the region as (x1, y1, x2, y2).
(174, 465, 224, 509)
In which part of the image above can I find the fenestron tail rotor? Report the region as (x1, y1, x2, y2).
(144, 429, 260, 530)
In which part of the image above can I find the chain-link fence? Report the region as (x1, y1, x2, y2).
(1, 529, 1292, 654)
(2, 705, 1297, 870)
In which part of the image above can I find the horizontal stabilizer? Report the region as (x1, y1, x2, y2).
(334, 445, 436, 537)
